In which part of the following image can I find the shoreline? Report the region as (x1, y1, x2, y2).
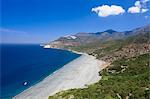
(13, 51, 109, 99)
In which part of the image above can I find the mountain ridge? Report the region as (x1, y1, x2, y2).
(45, 25, 150, 49)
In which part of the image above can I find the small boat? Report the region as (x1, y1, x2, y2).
(23, 81, 28, 86)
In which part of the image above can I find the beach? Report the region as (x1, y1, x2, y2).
(13, 54, 108, 99)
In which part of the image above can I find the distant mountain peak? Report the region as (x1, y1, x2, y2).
(103, 29, 117, 34)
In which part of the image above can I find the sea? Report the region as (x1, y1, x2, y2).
(0, 44, 81, 99)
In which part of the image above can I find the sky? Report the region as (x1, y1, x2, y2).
(1, 0, 150, 44)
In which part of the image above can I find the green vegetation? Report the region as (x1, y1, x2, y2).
(49, 54, 150, 99)
(92, 39, 124, 58)
(93, 32, 149, 57)
(48, 29, 150, 99)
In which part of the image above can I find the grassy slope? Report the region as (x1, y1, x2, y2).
(49, 54, 150, 99)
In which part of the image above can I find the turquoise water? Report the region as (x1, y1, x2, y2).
(0, 44, 81, 99)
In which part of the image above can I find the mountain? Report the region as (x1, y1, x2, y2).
(47, 25, 150, 99)
(48, 25, 150, 99)
(44, 25, 150, 50)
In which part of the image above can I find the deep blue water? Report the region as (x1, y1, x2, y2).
(0, 44, 81, 99)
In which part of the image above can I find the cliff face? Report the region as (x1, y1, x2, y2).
(45, 25, 150, 50)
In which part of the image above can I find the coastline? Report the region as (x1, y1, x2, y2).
(13, 51, 109, 99)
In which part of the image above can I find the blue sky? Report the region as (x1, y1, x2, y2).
(1, 0, 150, 44)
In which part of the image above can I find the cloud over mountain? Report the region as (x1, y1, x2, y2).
(92, 5, 125, 17)
(92, 0, 149, 17)
(128, 0, 149, 13)
(128, 6, 141, 13)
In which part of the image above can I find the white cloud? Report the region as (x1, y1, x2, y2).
(141, 8, 149, 13)
(135, 1, 141, 8)
(128, 0, 149, 13)
(128, 6, 141, 13)
(92, 5, 125, 17)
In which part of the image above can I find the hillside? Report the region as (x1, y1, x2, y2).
(90, 31, 150, 63)
(49, 53, 150, 99)
(47, 25, 150, 99)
